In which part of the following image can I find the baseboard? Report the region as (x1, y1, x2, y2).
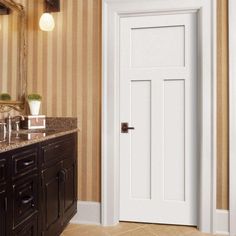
(70, 204, 229, 234)
(70, 201, 101, 225)
(216, 209, 229, 235)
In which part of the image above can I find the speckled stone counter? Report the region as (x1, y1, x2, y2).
(0, 117, 78, 153)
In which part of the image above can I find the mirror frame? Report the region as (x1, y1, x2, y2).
(0, 0, 26, 113)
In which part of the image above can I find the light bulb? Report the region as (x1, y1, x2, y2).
(39, 13, 55, 31)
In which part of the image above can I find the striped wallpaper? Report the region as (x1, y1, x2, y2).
(22, 0, 102, 202)
(0, 8, 21, 100)
(2, 0, 228, 208)
(217, 0, 228, 210)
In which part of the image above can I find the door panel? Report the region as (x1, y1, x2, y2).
(130, 80, 151, 200)
(163, 80, 185, 201)
(131, 25, 185, 68)
(62, 158, 77, 225)
(120, 13, 197, 225)
(41, 162, 62, 236)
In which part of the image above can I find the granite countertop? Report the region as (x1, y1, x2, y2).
(0, 117, 78, 153)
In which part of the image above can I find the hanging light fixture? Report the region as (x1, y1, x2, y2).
(0, 4, 10, 15)
(39, 0, 60, 32)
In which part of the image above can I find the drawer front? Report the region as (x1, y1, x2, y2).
(13, 214, 37, 236)
(13, 175, 38, 228)
(0, 159, 7, 184)
(12, 147, 38, 179)
(41, 134, 75, 166)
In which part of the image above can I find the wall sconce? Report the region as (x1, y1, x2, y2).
(0, 4, 10, 15)
(39, 0, 60, 32)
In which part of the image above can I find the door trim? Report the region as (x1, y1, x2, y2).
(228, 1, 236, 235)
(102, 0, 217, 233)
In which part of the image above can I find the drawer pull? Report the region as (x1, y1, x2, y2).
(22, 160, 34, 167)
(21, 195, 34, 205)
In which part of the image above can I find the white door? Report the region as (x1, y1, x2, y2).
(119, 13, 198, 226)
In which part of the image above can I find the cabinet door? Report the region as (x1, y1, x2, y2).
(41, 161, 63, 236)
(62, 158, 77, 225)
(0, 187, 7, 236)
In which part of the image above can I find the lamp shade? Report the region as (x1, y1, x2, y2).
(39, 13, 55, 31)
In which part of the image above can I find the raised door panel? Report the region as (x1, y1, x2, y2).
(62, 158, 77, 225)
(41, 161, 63, 236)
(0, 187, 7, 236)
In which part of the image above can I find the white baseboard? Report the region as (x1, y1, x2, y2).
(70, 204, 229, 235)
(70, 201, 101, 225)
(216, 209, 229, 235)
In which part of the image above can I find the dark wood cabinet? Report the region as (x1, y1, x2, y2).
(0, 132, 77, 236)
(41, 162, 63, 236)
(62, 158, 77, 226)
(40, 133, 77, 236)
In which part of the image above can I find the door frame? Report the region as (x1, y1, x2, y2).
(102, 0, 217, 233)
(228, 1, 236, 235)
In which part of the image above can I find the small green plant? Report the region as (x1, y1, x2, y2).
(27, 93, 42, 101)
(0, 93, 11, 101)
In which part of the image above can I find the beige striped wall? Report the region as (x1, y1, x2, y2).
(217, 0, 228, 210)
(5, 0, 227, 207)
(0, 8, 20, 100)
(21, 0, 102, 202)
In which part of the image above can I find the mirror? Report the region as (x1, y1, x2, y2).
(0, 0, 26, 112)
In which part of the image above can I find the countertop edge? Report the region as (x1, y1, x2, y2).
(0, 128, 78, 153)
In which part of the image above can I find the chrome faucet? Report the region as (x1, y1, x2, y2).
(12, 115, 25, 121)
(5, 114, 12, 134)
(5, 114, 25, 133)
(12, 115, 25, 132)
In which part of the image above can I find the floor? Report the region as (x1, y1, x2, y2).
(61, 222, 220, 236)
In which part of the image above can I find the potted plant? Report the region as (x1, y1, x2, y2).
(0, 93, 11, 101)
(27, 93, 42, 115)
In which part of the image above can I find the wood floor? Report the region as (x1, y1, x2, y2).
(61, 222, 220, 236)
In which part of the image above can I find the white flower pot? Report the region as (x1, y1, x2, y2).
(28, 100, 41, 115)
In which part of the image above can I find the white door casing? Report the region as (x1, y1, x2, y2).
(102, 0, 216, 233)
(119, 13, 198, 225)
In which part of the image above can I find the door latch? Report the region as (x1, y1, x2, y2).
(121, 122, 135, 133)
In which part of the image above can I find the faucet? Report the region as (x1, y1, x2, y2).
(12, 115, 25, 132)
(5, 114, 25, 133)
(5, 114, 12, 134)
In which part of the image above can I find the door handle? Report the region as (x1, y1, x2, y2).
(121, 123, 135, 133)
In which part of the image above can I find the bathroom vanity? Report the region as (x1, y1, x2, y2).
(0, 125, 78, 236)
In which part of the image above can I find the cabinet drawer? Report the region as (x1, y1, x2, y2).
(0, 158, 7, 184)
(41, 135, 75, 166)
(13, 214, 37, 236)
(12, 147, 38, 179)
(12, 175, 38, 228)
